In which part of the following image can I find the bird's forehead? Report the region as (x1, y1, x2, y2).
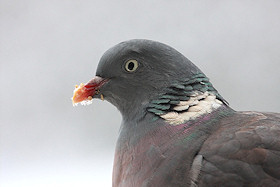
(96, 43, 138, 77)
(100, 43, 139, 63)
(97, 41, 150, 72)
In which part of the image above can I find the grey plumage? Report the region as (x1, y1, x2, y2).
(73, 39, 280, 187)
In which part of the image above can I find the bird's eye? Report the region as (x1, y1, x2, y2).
(125, 60, 139, 72)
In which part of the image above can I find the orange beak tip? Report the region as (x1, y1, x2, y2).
(72, 76, 108, 106)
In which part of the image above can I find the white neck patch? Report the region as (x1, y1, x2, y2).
(160, 91, 222, 125)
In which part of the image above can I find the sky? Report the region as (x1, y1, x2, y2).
(1, 0, 280, 186)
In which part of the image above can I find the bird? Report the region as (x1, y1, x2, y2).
(72, 39, 280, 187)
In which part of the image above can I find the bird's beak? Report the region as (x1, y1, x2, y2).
(72, 76, 108, 106)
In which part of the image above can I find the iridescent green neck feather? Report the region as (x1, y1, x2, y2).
(147, 73, 228, 125)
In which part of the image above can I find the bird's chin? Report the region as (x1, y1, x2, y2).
(72, 76, 109, 106)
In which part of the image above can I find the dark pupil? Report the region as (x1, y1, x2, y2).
(128, 62, 134, 70)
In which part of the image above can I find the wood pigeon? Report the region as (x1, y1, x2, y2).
(72, 39, 280, 187)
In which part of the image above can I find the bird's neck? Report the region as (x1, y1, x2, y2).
(145, 73, 229, 125)
(118, 73, 228, 125)
(119, 104, 234, 145)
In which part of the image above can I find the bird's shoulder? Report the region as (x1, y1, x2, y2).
(196, 111, 280, 186)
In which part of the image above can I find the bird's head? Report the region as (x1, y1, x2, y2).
(72, 39, 226, 123)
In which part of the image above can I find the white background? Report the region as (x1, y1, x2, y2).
(1, 1, 280, 186)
